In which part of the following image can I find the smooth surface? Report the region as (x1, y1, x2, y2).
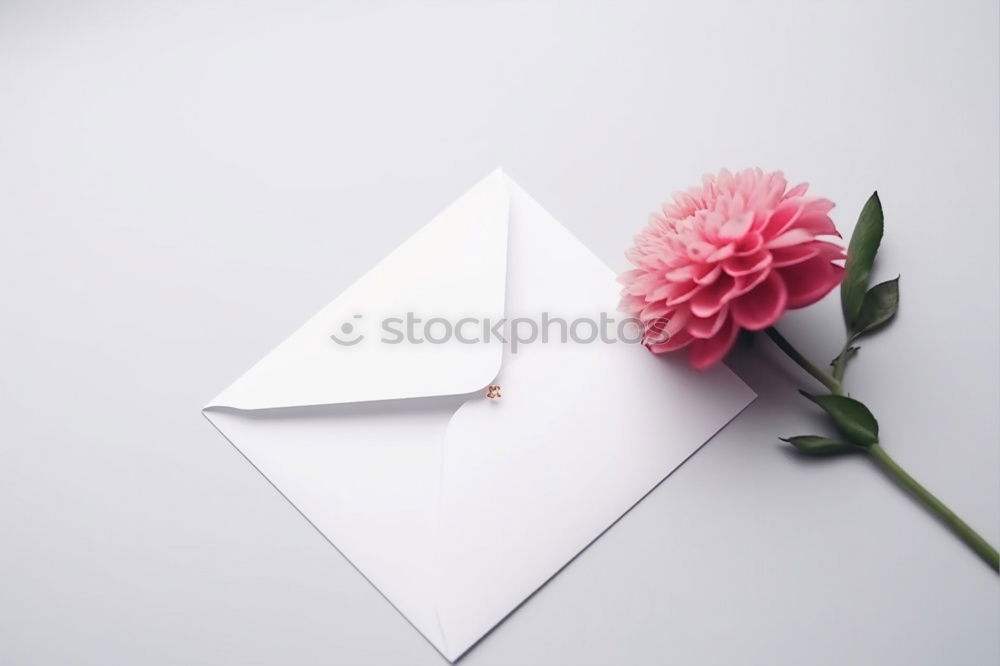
(1, 1, 997, 664)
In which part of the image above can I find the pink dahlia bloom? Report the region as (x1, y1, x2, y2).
(619, 169, 846, 370)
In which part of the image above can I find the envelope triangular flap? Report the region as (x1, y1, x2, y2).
(207, 170, 510, 410)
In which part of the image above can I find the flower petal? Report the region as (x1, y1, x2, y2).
(731, 271, 788, 330)
(763, 198, 804, 237)
(625, 247, 661, 271)
(623, 271, 664, 295)
(687, 305, 731, 339)
(640, 301, 671, 320)
(734, 231, 764, 255)
(723, 249, 772, 276)
(648, 328, 694, 353)
(770, 243, 819, 267)
(812, 240, 847, 262)
(783, 182, 809, 200)
(718, 212, 753, 240)
(795, 214, 838, 237)
(619, 292, 646, 313)
(779, 257, 845, 309)
(665, 264, 696, 282)
(643, 307, 691, 346)
(689, 273, 737, 317)
(687, 241, 718, 262)
(732, 267, 770, 296)
(665, 280, 702, 306)
(794, 199, 838, 237)
(693, 263, 723, 285)
(688, 316, 739, 370)
(705, 243, 736, 262)
(765, 228, 815, 249)
(646, 281, 673, 302)
(617, 269, 645, 285)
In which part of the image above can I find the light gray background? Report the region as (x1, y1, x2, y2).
(1, 1, 997, 664)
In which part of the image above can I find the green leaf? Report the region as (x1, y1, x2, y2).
(799, 391, 880, 447)
(851, 277, 899, 339)
(781, 435, 865, 456)
(830, 346, 859, 367)
(841, 192, 884, 328)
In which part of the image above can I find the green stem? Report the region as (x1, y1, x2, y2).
(832, 340, 852, 383)
(764, 327, 843, 395)
(868, 443, 999, 572)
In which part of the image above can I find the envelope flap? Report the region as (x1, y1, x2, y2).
(206, 170, 509, 410)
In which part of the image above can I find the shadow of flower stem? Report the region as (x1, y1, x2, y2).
(764, 327, 842, 395)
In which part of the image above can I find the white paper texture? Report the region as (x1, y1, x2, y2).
(203, 171, 755, 661)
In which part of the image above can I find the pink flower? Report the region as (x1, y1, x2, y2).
(619, 168, 846, 370)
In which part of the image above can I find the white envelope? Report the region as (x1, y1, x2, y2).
(203, 170, 755, 661)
